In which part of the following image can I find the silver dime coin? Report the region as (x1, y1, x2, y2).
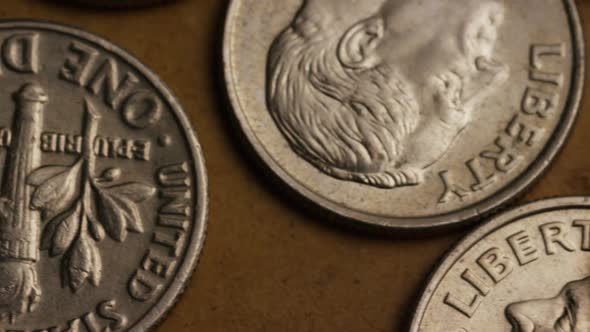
(410, 197, 590, 331)
(223, 0, 585, 230)
(0, 21, 207, 331)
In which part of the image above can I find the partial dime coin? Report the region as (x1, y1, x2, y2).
(410, 197, 590, 331)
(223, 0, 585, 230)
(0, 21, 207, 331)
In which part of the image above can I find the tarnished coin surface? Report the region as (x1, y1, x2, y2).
(410, 197, 590, 331)
(223, 0, 585, 230)
(0, 21, 207, 331)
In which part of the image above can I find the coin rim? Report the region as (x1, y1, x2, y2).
(222, 0, 586, 231)
(408, 196, 590, 331)
(0, 20, 208, 332)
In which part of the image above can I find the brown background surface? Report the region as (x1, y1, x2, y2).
(1, 0, 588, 331)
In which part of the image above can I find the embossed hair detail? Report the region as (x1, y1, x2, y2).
(268, 0, 508, 189)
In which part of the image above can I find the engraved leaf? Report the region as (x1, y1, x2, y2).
(88, 239, 102, 287)
(31, 159, 83, 213)
(110, 193, 143, 233)
(68, 234, 92, 292)
(87, 212, 106, 242)
(27, 165, 69, 187)
(97, 167, 122, 183)
(51, 203, 81, 257)
(41, 205, 78, 252)
(106, 182, 156, 203)
(96, 190, 128, 242)
(41, 216, 61, 251)
(86, 185, 100, 225)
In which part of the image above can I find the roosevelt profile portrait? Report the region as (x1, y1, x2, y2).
(506, 277, 590, 332)
(267, 0, 509, 189)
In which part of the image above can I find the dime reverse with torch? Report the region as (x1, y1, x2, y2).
(0, 21, 207, 331)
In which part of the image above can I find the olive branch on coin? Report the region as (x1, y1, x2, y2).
(27, 99, 155, 292)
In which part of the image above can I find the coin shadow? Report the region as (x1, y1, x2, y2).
(393, 254, 441, 332)
(390, 227, 473, 332)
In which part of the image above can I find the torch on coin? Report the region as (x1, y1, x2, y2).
(0, 83, 48, 323)
(0, 83, 104, 323)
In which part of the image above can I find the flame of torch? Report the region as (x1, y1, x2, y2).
(0, 83, 47, 323)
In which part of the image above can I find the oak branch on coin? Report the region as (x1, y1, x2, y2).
(268, 0, 509, 189)
(27, 99, 156, 293)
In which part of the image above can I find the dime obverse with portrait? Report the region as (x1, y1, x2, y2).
(223, 0, 585, 231)
(0, 21, 207, 331)
(410, 197, 590, 332)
